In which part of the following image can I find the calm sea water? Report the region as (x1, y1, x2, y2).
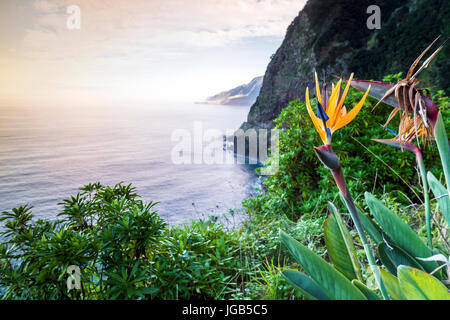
(0, 102, 258, 225)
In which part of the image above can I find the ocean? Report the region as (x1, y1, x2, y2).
(0, 102, 259, 225)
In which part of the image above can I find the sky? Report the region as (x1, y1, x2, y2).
(0, 0, 306, 107)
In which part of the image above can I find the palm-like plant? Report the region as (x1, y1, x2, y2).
(0, 205, 34, 239)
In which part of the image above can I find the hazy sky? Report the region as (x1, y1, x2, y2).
(0, 0, 306, 107)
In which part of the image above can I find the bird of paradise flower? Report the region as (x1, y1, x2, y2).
(305, 72, 389, 300)
(305, 73, 371, 145)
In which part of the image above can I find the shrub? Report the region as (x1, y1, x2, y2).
(0, 183, 245, 300)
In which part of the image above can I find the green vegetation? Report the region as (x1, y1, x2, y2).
(245, 76, 449, 223)
(278, 64, 450, 300)
(0, 75, 449, 300)
(0, 183, 245, 299)
(0, 180, 314, 300)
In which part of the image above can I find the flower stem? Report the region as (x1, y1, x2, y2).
(332, 166, 390, 300)
(416, 153, 432, 249)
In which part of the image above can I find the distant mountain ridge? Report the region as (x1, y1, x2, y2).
(197, 76, 263, 106)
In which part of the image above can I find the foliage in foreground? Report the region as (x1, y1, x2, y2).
(281, 191, 450, 300)
(0, 183, 248, 299)
(0, 180, 321, 300)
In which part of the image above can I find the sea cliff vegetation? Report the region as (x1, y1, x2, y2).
(1, 73, 449, 299)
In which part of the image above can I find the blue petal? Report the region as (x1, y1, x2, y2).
(380, 124, 397, 136)
(316, 101, 329, 121)
(326, 128, 332, 139)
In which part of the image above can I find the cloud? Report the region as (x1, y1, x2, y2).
(0, 0, 307, 104)
(14, 0, 305, 61)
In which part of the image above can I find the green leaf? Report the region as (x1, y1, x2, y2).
(427, 171, 450, 225)
(434, 112, 450, 197)
(352, 280, 381, 300)
(380, 269, 406, 300)
(280, 230, 366, 300)
(364, 192, 435, 273)
(282, 270, 330, 300)
(140, 287, 159, 295)
(398, 266, 450, 300)
(377, 242, 425, 276)
(324, 203, 360, 280)
(358, 208, 383, 244)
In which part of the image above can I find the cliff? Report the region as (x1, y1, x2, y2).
(241, 0, 450, 130)
(197, 76, 263, 106)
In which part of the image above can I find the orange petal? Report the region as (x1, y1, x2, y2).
(306, 87, 327, 143)
(325, 80, 342, 128)
(333, 85, 371, 132)
(336, 73, 353, 114)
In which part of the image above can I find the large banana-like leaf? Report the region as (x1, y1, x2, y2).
(380, 269, 406, 300)
(358, 208, 384, 244)
(324, 203, 360, 280)
(378, 242, 425, 276)
(364, 192, 436, 273)
(398, 266, 450, 300)
(434, 112, 450, 197)
(351, 280, 380, 300)
(427, 171, 450, 225)
(340, 193, 384, 244)
(282, 270, 330, 300)
(280, 230, 367, 300)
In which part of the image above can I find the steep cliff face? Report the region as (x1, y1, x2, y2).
(350, 0, 450, 91)
(197, 76, 263, 106)
(242, 0, 450, 130)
